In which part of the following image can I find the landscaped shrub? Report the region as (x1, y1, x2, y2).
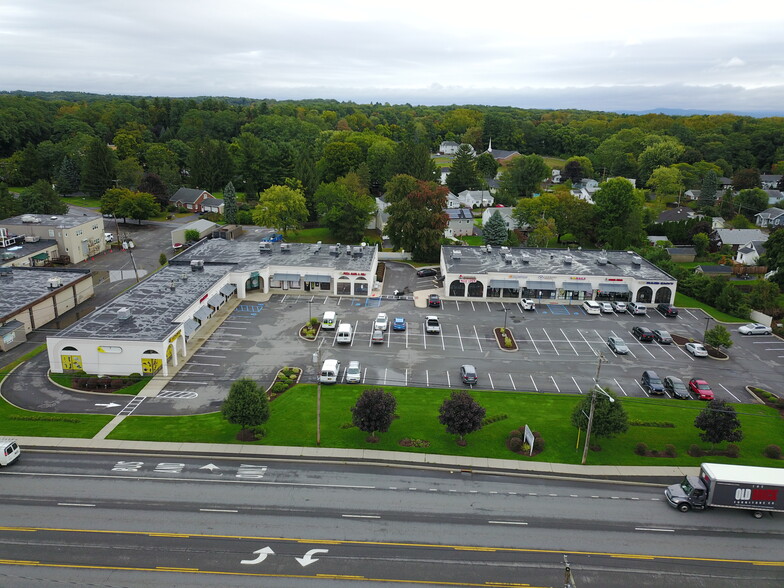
(508, 437, 523, 452)
(764, 444, 782, 459)
(128, 373, 142, 383)
(664, 444, 677, 457)
(110, 378, 124, 389)
(635, 442, 648, 456)
(726, 443, 740, 458)
(508, 430, 522, 439)
(629, 419, 675, 428)
(270, 382, 289, 395)
(689, 444, 703, 457)
(504, 337, 512, 348)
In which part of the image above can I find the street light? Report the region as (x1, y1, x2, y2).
(703, 316, 712, 344)
(307, 300, 314, 322)
(581, 352, 612, 465)
(503, 307, 509, 330)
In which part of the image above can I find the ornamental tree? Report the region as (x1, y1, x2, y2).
(438, 391, 486, 445)
(221, 378, 270, 439)
(694, 400, 743, 447)
(351, 388, 397, 441)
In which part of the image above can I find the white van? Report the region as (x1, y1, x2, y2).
(319, 359, 341, 384)
(322, 311, 337, 330)
(582, 300, 601, 315)
(0, 439, 20, 467)
(336, 323, 353, 344)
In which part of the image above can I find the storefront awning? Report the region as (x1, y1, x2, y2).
(219, 283, 236, 296)
(207, 294, 223, 307)
(304, 274, 331, 283)
(271, 273, 300, 282)
(183, 319, 200, 337)
(525, 281, 556, 291)
(488, 279, 520, 289)
(562, 281, 593, 292)
(32, 252, 49, 260)
(598, 282, 629, 293)
(193, 306, 212, 322)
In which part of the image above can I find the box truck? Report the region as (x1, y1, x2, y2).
(665, 463, 784, 518)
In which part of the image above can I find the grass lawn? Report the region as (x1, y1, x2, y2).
(64, 195, 103, 208)
(542, 156, 566, 169)
(674, 293, 747, 323)
(462, 235, 484, 246)
(285, 227, 381, 245)
(108, 385, 784, 467)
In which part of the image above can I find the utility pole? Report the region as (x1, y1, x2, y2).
(563, 554, 577, 588)
(581, 353, 608, 465)
(312, 345, 322, 446)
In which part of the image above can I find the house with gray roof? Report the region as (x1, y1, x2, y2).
(735, 241, 766, 265)
(712, 228, 767, 251)
(763, 189, 783, 206)
(761, 174, 782, 189)
(458, 189, 494, 208)
(755, 207, 784, 228)
(484, 139, 520, 162)
(444, 208, 474, 237)
(656, 206, 701, 223)
(200, 197, 224, 214)
(439, 140, 460, 154)
(170, 187, 212, 213)
(481, 207, 516, 230)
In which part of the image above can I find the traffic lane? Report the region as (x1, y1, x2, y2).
(0, 526, 779, 588)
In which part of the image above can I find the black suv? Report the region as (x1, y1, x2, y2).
(657, 303, 678, 317)
(641, 370, 665, 395)
(632, 325, 654, 342)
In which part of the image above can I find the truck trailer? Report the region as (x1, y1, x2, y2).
(665, 462, 784, 519)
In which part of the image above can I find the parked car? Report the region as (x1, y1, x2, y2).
(371, 329, 384, 344)
(374, 313, 389, 331)
(261, 232, 283, 243)
(611, 301, 628, 313)
(600, 302, 614, 313)
(641, 369, 665, 395)
(632, 325, 654, 342)
(685, 342, 708, 357)
(663, 376, 690, 399)
(652, 329, 673, 344)
(689, 378, 714, 400)
(460, 364, 478, 385)
(521, 298, 536, 311)
(582, 300, 601, 315)
(738, 323, 772, 335)
(425, 316, 441, 334)
(657, 303, 679, 317)
(417, 268, 438, 277)
(428, 294, 441, 308)
(345, 361, 362, 384)
(607, 336, 629, 355)
(627, 301, 648, 315)
(392, 317, 406, 331)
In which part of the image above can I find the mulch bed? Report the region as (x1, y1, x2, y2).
(671, 334, 728, 359)
(493, 327, 518, 351)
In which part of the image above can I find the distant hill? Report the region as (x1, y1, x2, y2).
(618, 107, 784, 118)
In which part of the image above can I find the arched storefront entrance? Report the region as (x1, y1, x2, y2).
(353, 277, 368, 296)
(449, 280, 466, 297)
(467, 281, 484, 298)
(636, 286, 653, 303)
(654, 286, 672, 303)
(245, 272, 263, 291)
(336, 276, 351, 295)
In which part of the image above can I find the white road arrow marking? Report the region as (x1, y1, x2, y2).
(199, 463, 221, 471)
(296, 548, 329, 567)
(95, 403, 121, 408)
(241, 546, 274, 565)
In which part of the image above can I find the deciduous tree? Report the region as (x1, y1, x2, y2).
(475, 152, 499, 179)
(498, 154, 549, 200)
(351, 388, 397, 441)
(438, 390, 486, 445)
(314, 179, 376, 242)
(735, 188, 769, 219)
(646, 166, 684, 201)
(692, 232, 709, 257)
(384, 175, 448, 262)
(0, 183, 20, 220)
(253, 184, 308, 234)
(704, 325, 733, 351)
(115, 190, 160, 225)
(694, 400, 743, 447)
(593, 177, 646, 248)
(81, 137, 116, 198)
(221, 378, 270, 439)
(570, 388, 628, 440)
(732, 168, 761, 190)
(747, 278, 781, 314)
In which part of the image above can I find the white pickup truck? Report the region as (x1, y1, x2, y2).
(425, 316, 440, 334)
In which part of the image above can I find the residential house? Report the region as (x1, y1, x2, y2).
(760, 174, 782, 189)
(551, 169, 562, 183)
(485, 176, 500, 193)
(656, 206, 702, 223)
(200, 197, 225, 215)
(444, 208, 474, 237)
(694, 265, 733, 277)
(755, 207, 784, 228)
(170, 188, 212, 213)
(367, 197, 390, 231)
(439, 141, 460, 155)
(711, 228, 767, 252)
(718, 177, 733, 190)
(735, 241, 766, 266)
(445, 192, 461, 209)
(481, 207, 516, 230)
(458, 189, 494, 208)
(763, 189, 783, 206)
(684, 189, 701, 201)
(666, 246, 697, 263)
(440, 167, 450, 185)
(571, 187, 593, 203)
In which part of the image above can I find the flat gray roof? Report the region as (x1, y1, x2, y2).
(56, 263, 233, 341)
(0, 267, 91, 318)
(442, 246, 676, 281)
(1, 239, 58, 261)
(173, 239, 377, 273)
(1, 213, 102, 229)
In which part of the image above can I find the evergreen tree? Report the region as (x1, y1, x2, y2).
(483, 210, 508, 246)
(19, 179, 68, 215)
(718, 189, 735, 219)
(438, 390, 486, 445)
(54, 156, 81, 194)
(221, 378, 270, 439)
(0, 183, 20, 220)
(699, 170, 718, 205)
(81, 137, 116, 198)
(694, 400, 743, 447)
(223, 180, 238, 225)
(351, 388, 397, 441)
(446, 144, 481, 195)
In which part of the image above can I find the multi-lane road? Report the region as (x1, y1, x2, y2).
(1, 450, 782, 586)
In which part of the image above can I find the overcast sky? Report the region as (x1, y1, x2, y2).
(2, 0, 783, 113)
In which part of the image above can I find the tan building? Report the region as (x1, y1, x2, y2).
(0, 213, 107, 264)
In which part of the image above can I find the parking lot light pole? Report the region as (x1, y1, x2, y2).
(312, 347, 322, 446)
(503, 308, 509, 330)
(703, 317, 711, 343)
(307, 300, 313, 322)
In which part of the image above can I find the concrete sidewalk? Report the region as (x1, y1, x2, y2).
(15, 436, 698, 482)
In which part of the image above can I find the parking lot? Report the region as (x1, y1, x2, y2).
(140, 288, 783, 415)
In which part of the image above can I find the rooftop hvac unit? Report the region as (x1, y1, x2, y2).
(597, 255, 608, 265)
(24, 235, 40, 243)
(190, 259, 204, 271)
(521, 253, 530, 263)
(504, 253, 513, 264)
(314, 241, 322, 253)
(352, 246, 363, 257)
(47, 277, 62, 289)
(0, 268, 12, 277)
(500, 246, 510, 254)
(280, 243, 291, 252)
(21, 215, 40, 224)
(169, 281, 176, 291)
(631, 256, 642, 266)
(345, 245, 351, 255)
(360, 242, 366, 247)
(563, 255, 573, 264)
(485, 245, 492, 253)
(117, 307, 131, 320)
(259, 242, 272, 253)
(452, 249, 462, 260)
(329, 245, 339, 255)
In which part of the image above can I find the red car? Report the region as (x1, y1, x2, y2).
(688, 378, 714, 400)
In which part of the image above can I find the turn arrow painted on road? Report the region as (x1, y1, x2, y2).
(296, 548, 329, 567)
(94, 403, 121, 408)
(240, 546, 274, 565)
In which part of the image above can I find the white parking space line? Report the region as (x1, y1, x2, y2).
(676, 345, 695, 361)
(526, 328, 540, 355)
(485, 301, 491, 312)
(281, 295, 288, 302)
(179, 371, 214, 376)
(577, 330, 598, 356)
(470, 301, 476, 311)
(195, 354, 226, 358)
(473, 326, 483, 352)
(383, 368, 388, 385)
(635, 379, 650, 397)
(719, 384, 741, 402)
(635, 339, 657, 358)
(405, 369, 408, 386)
(426, 370, 429, 387)
(560, 328, 578, 355)
(542, 329, 559, 355)
(509, 374, 516, 390)
(572, 377, 582, 393)
(223, 320, 251, 324)
(530, 375, 538, 392)
(439, 328, 446, 350)
(196, 363, 221, 367)
(455, 325, 465, 352)
(613, 378, 628, 396)
(488, 373, 495, 390)
(516, 302, 524, 312)
(454, 300, 460, 311)
(550, 376, 560, 393)
(655, 344, 675, 360)
(446, 371, 451, 387)
(683, 308, 700, 320)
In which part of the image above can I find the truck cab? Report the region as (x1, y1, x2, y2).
(665, 475, 708, 512)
